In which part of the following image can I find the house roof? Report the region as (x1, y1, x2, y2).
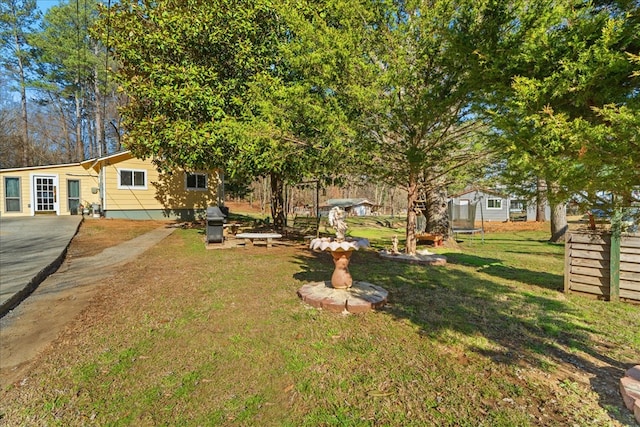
(449, 187, 507, 199)
(81, 150, 134, 171)
(0, 161, 87, 173)
(321, 198, 376, 208)
(1, 150, 132, 173)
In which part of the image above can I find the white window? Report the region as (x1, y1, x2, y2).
(186, 172, 207, 190)
(118, 169, 147, 189)
(487, 198, 502, 210)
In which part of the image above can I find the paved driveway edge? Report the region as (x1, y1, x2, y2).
(0, 218, 84, 318)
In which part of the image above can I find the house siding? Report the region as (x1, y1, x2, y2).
(450, 189, 552, 222)
(103, 156, 160, 211)
(102, 155, 221, 220)
(0, 164, 99, 216)
(0, 152, 221, 220)
(482, 194, 509, 222)
(449, 191, 508, 222)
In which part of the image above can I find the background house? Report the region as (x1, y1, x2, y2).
(0, 151, 222, 220)
(319, 198, 377, 217)
(449, 188, 551, 222)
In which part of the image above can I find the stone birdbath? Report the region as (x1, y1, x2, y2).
(297, 207, 388, 313)
(308, 236, 369, 289)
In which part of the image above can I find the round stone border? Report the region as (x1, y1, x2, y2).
(297, 281, 388, 314)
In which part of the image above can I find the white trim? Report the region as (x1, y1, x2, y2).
(30, 173, 60, 215)
(80, 150, 132, 167)
(117, 168, 147, 190)
(100, 165, 107, 211)
(486, 197, 503, 210)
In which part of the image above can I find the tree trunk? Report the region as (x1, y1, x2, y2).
(110, 120, 122, 151)
(389, 187, 396, 217)
(405, 175, 418, 255)
(19, 74, 28, 165)
(424, 186, 450, 239)
(375, 183, 386, 210)
(260, 176, 268, 214)
(536, 177, 547, 222)
(270, 172, 286, 230)
(48, 93, 73, 162)
(75, 89, 83, 161)
(12, 31, 29, 166)
(94, 49, 105, 157)
(549, 201, 568, 242)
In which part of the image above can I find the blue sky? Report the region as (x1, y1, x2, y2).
(37, 0, 58, 13)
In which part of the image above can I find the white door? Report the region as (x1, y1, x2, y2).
(32, 175, 60, 215)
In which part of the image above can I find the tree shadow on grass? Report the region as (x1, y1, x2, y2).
(292, 250, 634, 425)
(443, 252, 564, 292)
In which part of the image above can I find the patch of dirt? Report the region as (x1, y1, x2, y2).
(481, 220, 550, 233)
(225, 200, 264, 214)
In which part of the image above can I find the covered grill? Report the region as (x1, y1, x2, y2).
(206, 206, 226, 244)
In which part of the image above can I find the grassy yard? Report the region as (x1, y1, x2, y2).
(1, 220, 638, 426)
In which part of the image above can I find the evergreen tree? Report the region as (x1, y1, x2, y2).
(481, 0, 640, 240)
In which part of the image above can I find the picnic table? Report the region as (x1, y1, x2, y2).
(235, 232, 282, 248)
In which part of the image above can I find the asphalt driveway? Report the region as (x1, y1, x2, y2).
(0, 215, 83, 317)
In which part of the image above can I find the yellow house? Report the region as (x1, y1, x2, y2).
(0, 151, 223, 220)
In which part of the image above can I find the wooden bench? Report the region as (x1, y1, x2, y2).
(416, 233, 444, 247)
(236, 232, 282, 248)
(290, 216, 320, 237)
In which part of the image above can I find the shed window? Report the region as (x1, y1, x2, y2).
(186, 172, 207, 190)
(4, 177, 21, 212)
(118, 169, 147, 189)
(487, 198, 502, 209)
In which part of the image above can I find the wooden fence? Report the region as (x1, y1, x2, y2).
(564, 232, 640, 302)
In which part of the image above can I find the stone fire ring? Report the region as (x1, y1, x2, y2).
(297, 281, 388, 314)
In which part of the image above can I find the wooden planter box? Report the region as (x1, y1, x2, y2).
(564, 232, 640, 302)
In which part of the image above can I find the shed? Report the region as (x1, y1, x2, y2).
(319, 198, 377, 217)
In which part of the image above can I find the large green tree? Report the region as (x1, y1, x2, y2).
(99, 0, 366, 228)
(481, 0, 640, 240)
(340, 0, 507, 254)
(98, 0, 283, 169)
(238, 0, 377, 227)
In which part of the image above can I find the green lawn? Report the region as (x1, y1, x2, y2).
(1, 223, 638, 426)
